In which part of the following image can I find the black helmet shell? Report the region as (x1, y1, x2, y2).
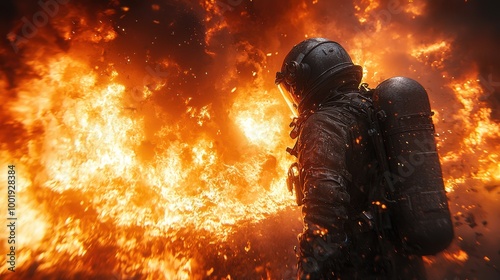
(276, 38, 362, 113)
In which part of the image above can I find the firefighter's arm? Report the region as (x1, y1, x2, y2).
(296, 112, 351, 277)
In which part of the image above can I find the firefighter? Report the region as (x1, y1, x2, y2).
(275, 38, 430, 279)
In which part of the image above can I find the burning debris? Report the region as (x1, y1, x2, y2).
(0, 0, 499, 279)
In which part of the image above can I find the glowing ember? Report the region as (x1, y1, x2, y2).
(444, 249, 469, 263)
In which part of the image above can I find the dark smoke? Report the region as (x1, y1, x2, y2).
(419, 0, 500, 119)
(422, 0, 500, 73)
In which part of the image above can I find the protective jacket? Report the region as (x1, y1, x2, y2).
(295, 91, 426, 280)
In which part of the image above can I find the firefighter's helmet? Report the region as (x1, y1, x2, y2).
(275, 38, 362, 114)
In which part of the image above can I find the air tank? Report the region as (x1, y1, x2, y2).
(373, 77, 454, 255)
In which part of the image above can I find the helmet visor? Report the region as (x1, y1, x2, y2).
(277, 84, 298, 118)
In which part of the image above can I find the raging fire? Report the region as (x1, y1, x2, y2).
(0, 0, 499, 279)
